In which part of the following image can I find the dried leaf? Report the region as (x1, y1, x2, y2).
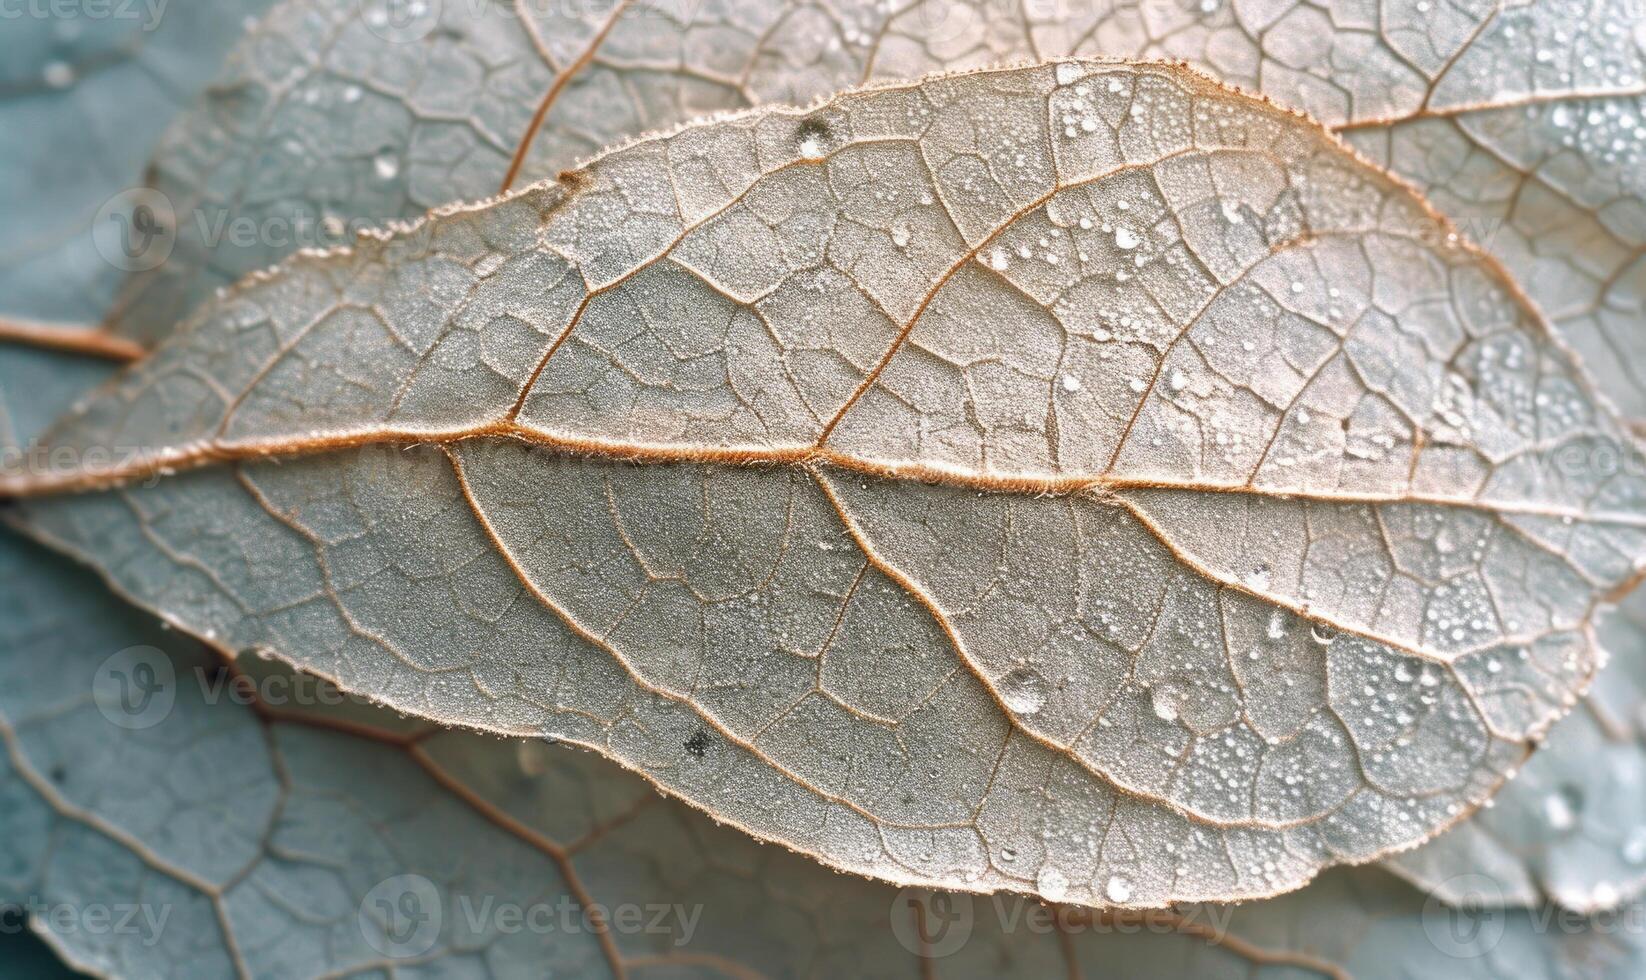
(9, 60, 1645, 909)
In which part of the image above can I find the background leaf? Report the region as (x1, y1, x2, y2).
(0, 0, 270, 340)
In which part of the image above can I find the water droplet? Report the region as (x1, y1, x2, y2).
(1105, 875, 1132, 903)
(1151, 687, 1179, 722)
(1114, 227, 1141, 250)
(1061, 374, 1082, 393)
(43, 61, 74, 88)
(1000, 667, 1050, 716)
(1310, 624, 1337, 646)
(1623, 827, 1646, 864)
(1038, 867, 1070, 901)
(373, 150, 400, 180)
(1544, 786, 1581, 831)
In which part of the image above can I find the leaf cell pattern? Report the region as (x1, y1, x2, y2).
(11, 62, 1646, 909)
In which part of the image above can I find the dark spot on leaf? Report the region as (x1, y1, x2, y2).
(49, 765, 66, 784)
(684, 729, 710, 758)
(794, 116, 836, 158)
(796, 116, 832, 142)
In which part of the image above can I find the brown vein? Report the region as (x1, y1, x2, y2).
(499, 0, 635, 193)
(0, 318, 144, 362)
(7, 423, 1642, 532)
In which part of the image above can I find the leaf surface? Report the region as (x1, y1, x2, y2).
(9, 60, 1646, 909)
(100, 0, 1646, 414)
(90, 0, 1646, 910)
(4, 528, 1644, 979)
(1388, 586, 1646, 911)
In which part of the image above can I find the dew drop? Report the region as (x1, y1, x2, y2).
(1061, 374, 1082, 393)
(373, 149, 400, 180)
(1544, 786, 1581, 831)
(1105, 875, 1132, 903)
(1150, 687, 1179, 722)
(1000, 666, 1050, 716)
(1623, 828, 1646, 864)
(1114, 227, 1141, 250)
(43, 60, 75, 88)
(1038, 867, 1070, 901)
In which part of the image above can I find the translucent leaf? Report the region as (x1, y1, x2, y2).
(1390, 586, 1646, 911)
(17, 0, 1646, 915)
(10, 61, 1646, 909)
(96, 0, 1646, 414)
